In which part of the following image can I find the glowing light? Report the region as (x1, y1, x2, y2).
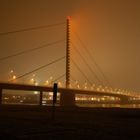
(101, 88, 105, 92)
(4, 97, 9, 100)
(42, 101, 47, 104)
(101, 97, 105, 101)
(50, 76, 53, 80)
(48, 92, 53, 96)
(111, 97, 115, 101)
(20, 100, 23, 103)
(12, 75, 16, 80)
(77, 84, 80, 89)
(45, 80, 49, 85)
(84, 82, 88, 89)
(58, 82, 62, 87)
(10, 70, 14, 73)
(12, 96, 16, 98)
(84, 86, 87, 89)
(96, 87, 100, 91)
(67, 16, 72, 20)
(35, 82, 38, 86)
(31, 78, 34, 82)
(34, 91, 39, 94)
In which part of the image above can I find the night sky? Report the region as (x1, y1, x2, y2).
(0, 0, 140, 92)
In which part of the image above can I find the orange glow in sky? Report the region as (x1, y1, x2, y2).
(0, 0, 140, 91)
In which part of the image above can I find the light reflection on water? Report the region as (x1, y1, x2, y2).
(76, 104, 140, 108)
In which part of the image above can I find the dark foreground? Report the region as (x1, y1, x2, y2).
(0, 105, 140, 140)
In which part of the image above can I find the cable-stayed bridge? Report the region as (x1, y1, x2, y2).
(0, 17, 140, 106)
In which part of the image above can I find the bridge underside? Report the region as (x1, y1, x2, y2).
(60, 91, 75, 106)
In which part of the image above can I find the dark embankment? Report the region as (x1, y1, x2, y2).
(0, 105, 140, 139)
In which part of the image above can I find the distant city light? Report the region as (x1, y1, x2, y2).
(34, 91, 39, 94)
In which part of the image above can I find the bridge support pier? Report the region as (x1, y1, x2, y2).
(60, 91, 75, 106)
(0, 88, 2, 105)
(39, 91, 43, 106)
(120, 96, 130, 105)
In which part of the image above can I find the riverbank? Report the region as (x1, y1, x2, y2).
(0, 105, 140, 139)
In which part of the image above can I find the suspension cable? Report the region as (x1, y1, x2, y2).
(71, 59, 93, 86)
(10, 56, 66, 81)
(0, 22, 65, 36)
(72, 42, 103, 86)
(52, 73, 65, 83)
(72, 30, 111, 87)
(0, 39, 65, 61)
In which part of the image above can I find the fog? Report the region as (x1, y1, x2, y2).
(0, 0, 140, 91)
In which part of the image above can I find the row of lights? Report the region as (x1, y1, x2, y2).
(8, 70, 140, 98)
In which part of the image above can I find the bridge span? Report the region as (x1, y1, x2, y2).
(0, 82, 139, 106)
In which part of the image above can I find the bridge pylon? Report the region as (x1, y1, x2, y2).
(60, 16, 75, 106)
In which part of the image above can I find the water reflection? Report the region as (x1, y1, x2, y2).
(76, 103, 140, 108)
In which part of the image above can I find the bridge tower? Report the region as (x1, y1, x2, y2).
(66, 16, 70, 88)
(60, 16, 75, 106)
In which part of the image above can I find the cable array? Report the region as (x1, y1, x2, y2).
(72, 30, 112, 87)
(10, 56, 65, 82)
(0, 39, 65, 61)
(1, 19, 111, 88)
(71, 59, 92, 86)
(0, 22, 65, 36)
(52, 73, 66, 83)
(72, 42, 103, 86)
(0, 21, 65, 62)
